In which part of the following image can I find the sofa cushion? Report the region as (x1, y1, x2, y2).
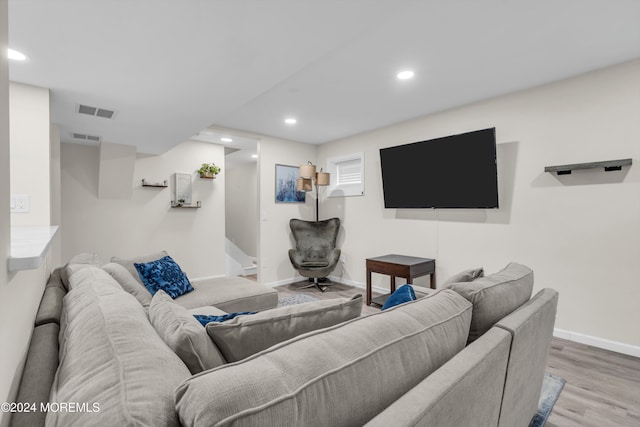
(206, 294, 363, 362)
(495, 288, 559, 427)
(34, 281, 66, 326)
(111, 250, 169, 286)
(149, 290, 226, 374)
(175, 276, 278, 312)
(448, 262, 534, 343)
(443, 267, 484, 286)
(12, 323, 59, 427)
(176, 290, 472, 427)
(102, 262, 153, 309)
(60, 252, 104, 290)
(187, 305, 228, 316)
(134, 255, 194, 298)
(47, 266, 191, 427)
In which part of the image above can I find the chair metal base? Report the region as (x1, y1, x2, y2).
(298, 277, 332, 292)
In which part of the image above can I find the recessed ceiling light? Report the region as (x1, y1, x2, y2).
(284, 118, 297, 125)
(396, 70, 414, 80)
(221, 137, 233, 143)
(8, 48, 27, 61)
(251, 154, 258, 158)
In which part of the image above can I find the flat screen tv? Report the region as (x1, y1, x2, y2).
(380, 128, 498, 209)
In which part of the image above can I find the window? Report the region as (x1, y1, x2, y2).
(327, 152, 364, 197)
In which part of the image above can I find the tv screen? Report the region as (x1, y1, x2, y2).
(380, 128, 498, 209)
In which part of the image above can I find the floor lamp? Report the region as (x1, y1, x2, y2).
(296, 162, 330, 222)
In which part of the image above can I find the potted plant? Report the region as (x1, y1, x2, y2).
(198, 162, 221, 179)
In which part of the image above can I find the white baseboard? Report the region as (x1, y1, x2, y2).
(553, 328, 640, 358)
(263, 276, 305, 288)
(328, 275, 388, 295)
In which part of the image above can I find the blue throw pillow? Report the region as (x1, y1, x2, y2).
(381, 285, 417, 311)
(134, 255, 194, 299)
(193, 312, 256, 326)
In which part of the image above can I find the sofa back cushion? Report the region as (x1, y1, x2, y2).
(47, 267, 191, 427)
(111, 250, 169, 285)
(448, 262, 533, 343)
(206, 294, 363, 362)
(442, 267, 484, 286)
(175, 289, 472, 427)
(102, 262, 152, 309)
(60, 252, 104, 290)
(149, 290, 226, 374)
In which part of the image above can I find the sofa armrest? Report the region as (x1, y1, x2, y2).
(494, 288, 559, 427)
(365, 327, 511, 427)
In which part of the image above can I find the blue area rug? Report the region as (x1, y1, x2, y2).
(277, 294, 319, 307)
(529, 373, 566, 427)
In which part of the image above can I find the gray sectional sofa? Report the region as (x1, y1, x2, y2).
(12, 257, 558, 427)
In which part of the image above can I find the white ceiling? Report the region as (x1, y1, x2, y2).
(8, 0, 640, 155)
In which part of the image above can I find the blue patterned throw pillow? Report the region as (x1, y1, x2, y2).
(193, 312, 256, 326)
(134, 255, 194, 299)
(381, 284, 416, 310)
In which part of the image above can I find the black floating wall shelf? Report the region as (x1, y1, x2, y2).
(142, 179, 168, 188)
(544, 158, 632, 176)
(171, 201, 201, 208)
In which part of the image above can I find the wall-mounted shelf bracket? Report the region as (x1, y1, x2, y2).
(544, 158, 632, 175)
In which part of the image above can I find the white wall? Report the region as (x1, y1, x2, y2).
(257, 136, 316, 285)
(9, 82, 50, 226)
(226, 162, 258, 258)
(61, 140, 226, 277)
(0, 32, 57, 427)
(317, 60, 640, 349)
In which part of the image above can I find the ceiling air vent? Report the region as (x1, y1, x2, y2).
(71, 132, 101, 144)
(77, 104, 117, 119)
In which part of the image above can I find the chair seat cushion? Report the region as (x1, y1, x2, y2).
(301, 261, 329, 268)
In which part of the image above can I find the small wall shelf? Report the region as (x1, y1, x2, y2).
(544, 158, 632, 175)
(171, 201, 201, 208)
(142, 179, 168, 187)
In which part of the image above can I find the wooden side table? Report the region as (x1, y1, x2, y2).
(366, 254, 436, 306)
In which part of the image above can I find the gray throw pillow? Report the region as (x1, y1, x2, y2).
(149, 291, 226, 374)
(206, 294, 364, 362)
(448, 262, 533, 343)
(110, 250, 168, 285)
(443, 267, 484, 286)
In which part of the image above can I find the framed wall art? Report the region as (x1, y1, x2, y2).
(275, 164, 305, 203)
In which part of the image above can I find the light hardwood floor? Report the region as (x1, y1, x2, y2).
(274, 280, 640, 427)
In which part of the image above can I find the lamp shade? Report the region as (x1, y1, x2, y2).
(316, 171, 330, 186)
(299, 164, 316, 178)
(296, 177, 313, 192)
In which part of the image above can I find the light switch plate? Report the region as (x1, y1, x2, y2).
(11, 194, 30, 213)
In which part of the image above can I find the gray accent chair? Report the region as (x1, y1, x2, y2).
(288, 217, 341, 292)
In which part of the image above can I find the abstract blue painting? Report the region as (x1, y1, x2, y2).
(275, 164, 306, 203)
